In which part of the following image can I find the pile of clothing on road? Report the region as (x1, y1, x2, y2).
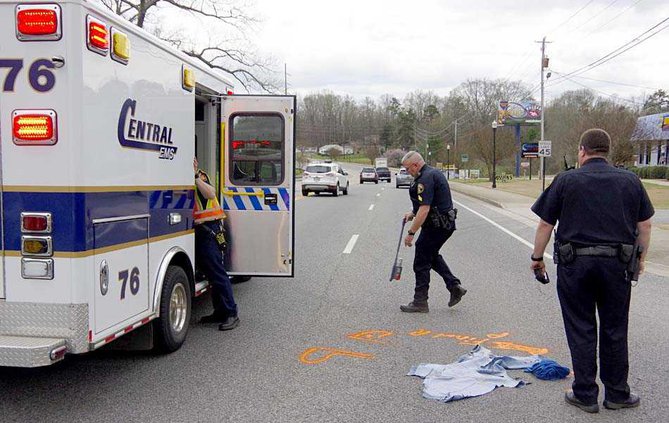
(408, 345, 569, 403)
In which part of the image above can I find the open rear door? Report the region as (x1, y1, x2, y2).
(220, 95, 295, 277)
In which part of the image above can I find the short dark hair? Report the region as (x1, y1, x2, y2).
(579, 128, 610, 155)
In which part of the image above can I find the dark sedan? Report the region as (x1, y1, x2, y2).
(375, 166, 391, 182)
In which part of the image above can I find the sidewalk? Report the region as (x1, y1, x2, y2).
(449, 180, 669, 278)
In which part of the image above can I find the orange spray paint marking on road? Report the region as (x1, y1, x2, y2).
(299, 347, 375, 365)
(490, 341, 549, 355)
(486, 332, 510, 339)
(347, 330, 394, 344)
(409, 329, 432, 337)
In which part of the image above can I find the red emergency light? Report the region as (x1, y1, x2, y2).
(12, 110, 58, 145)
(15, 4, 62, 41)
(87, 16, 109, 54)
(17, 9, 57, 35)
(232, 140, 244, 149)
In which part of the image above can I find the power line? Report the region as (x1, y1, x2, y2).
(546, 0, 596, 36)
(552, 70, 662, 91)
(570, 0, 620, 33)
(552, 73, 645, 105)
(548, 15, 669, 86)
(583, 0, 645, 37)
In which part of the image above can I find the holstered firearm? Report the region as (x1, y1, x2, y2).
(428, 207, 457, 230)
(553, 240, 574, 264)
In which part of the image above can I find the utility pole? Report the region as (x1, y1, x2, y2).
(537, 36, 551, 191)
(454, 120, 458, 150)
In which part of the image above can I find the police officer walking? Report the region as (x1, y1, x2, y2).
(400, 151, 467, 313)
(530, 129, 653, 413)
(194, 158, 240, 331)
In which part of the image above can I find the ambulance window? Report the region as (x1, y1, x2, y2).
(230, 114, 284, 186)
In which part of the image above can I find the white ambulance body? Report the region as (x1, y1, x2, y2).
(0, 0, 295, 367)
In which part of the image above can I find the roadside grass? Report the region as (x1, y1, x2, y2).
(642, 182, 669, 209)
(463, 177, 669, 209)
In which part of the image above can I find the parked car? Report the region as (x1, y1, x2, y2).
(359, 167, 378, 184)
(375, 166, 391, 182)
(396, 167, 413, 188)
(302, 163, 350, 196)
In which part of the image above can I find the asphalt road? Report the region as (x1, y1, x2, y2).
(2, 164, 668, 422)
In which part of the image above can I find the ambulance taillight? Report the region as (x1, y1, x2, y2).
(20, 213, 53, 280)
(15, 4, 62, 41)
(21, 213, 51, 233)
(12, 110, 58, 145)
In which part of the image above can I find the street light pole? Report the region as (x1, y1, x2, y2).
(492, 120, 498, 189)
(446, 144, 451, 180)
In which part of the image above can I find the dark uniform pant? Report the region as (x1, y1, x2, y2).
(557, 256, 631, 404)
(413, 227, 460, 303)
(195, 220, 238, 318)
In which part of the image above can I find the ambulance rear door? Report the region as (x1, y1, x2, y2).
(221, 95, 295, 277)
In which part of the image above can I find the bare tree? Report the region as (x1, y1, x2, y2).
(99, 0, 278, 92)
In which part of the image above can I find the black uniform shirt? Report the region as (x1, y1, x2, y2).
(531, 158, 654, 245)
(409, 164, 453, 215)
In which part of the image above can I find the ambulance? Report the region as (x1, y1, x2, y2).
(0, 0, 295, 367)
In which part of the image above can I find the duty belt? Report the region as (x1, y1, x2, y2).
(574, 246, 619, 257)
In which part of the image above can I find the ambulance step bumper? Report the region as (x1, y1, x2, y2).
(0, 335, 67, 368)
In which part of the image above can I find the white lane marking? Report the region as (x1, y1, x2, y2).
(454, 200, 552, 260)
(369, 204, 375, 211)
(376, 193, 381, 197)
(343, 235, 359, 254)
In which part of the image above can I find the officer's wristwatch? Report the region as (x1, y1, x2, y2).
(530, 255, 543, 261)
(407, 230, 416, 236)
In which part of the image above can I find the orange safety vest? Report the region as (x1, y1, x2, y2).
(193, 171, 225, 224)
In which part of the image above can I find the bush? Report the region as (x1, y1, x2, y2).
(629, 166, 667, 179)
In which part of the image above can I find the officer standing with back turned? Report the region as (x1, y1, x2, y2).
(530, 129, 653, 413)
(400, 151, 467, 313)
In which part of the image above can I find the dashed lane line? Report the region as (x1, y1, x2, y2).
(369, 204, 375, 211)
(454, 200, 551, 260)
(343, 235, 359, 254)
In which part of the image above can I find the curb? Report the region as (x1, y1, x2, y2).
(449, 183, 506, 209)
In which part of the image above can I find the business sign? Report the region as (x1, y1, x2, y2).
(520, 161, 530, 168)
(663, 114, 669, 131)
(498, 100, 542, 125)
(521, 142, 539, 158)
(538, 140, 552, 157)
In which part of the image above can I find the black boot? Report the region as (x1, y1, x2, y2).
(565, 390, 599, 413)
(604, 393, 640, 410)
(448, 285, 467, 307)
(219, 316, 240, 331)
(400, 301, 429, 313)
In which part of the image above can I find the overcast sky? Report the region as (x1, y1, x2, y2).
(250, 0, 668, 103)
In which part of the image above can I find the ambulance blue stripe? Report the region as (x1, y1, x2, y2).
(2, 189, 194, 253)
(262, 188, 279, 211)
(222, 197, 230, 210)
(246, 188, 263, 211)
(279, 187, 290, 210)
(230, 187, 246, 210)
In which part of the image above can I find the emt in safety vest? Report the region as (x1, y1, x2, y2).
(194, 157, 239, 331)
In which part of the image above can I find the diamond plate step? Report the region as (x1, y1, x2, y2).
(0, 335, 67, 368)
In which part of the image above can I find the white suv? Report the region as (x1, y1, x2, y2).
(302, 163, 350, 196)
